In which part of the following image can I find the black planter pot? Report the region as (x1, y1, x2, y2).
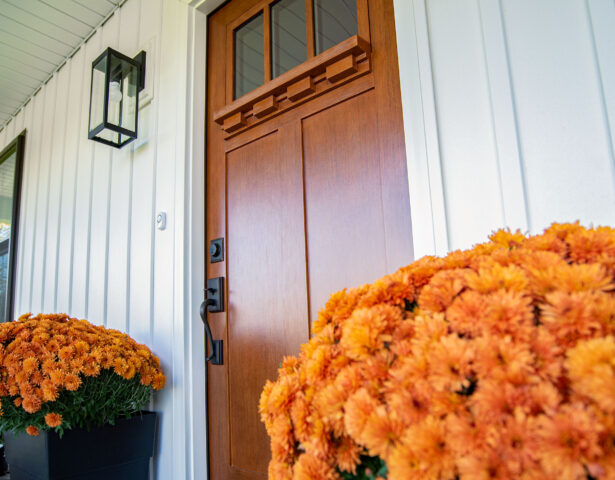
(0, 445, 8, 476)
(4, 411, 157, 480)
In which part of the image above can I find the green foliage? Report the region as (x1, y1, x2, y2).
(0, 369, 151, 437)
(403, 299, 418, 312)
(340, 455, 388, 480)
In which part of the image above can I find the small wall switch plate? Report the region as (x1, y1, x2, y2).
(156, 212, 167, 230)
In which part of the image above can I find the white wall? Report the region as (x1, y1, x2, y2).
(0, 0, 206, 478)
(395, 0, 615, 258)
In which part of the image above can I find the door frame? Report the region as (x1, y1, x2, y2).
(182, 0, 421, 478)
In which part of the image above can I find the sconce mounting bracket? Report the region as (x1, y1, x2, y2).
(134, 51, 146, 92)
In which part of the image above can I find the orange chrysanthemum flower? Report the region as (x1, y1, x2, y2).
(25, 425, 39, 436)
(0, 313, 165, 436)
(260, 223, 615, 479)
(44, 412, 62, 428)
(63, 373, 81, 391)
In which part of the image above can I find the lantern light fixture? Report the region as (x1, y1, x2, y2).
(88, 47, 146, 149)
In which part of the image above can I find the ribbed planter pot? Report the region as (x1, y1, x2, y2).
(4, 411, 157, 480)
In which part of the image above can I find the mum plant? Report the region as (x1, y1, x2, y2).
(260, 223, 615, 480)
(0, 313, 165, 437)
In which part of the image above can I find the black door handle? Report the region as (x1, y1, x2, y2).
(200, 300, 223, 365)
(205, 277, 224, 313)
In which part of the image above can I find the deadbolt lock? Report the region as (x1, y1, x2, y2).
(209, 238, 224, 263)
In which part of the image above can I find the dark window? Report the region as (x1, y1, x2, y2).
(272, 0, 307, 78)
(232, 0, 362, 100)
(0, 132, 25, 323)
(235, 13, 265, 99)
(314, 0, 358, 55)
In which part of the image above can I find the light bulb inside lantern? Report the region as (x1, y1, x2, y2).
(109, 81, 123, 103)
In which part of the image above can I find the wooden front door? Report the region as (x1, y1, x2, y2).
(205, 1, 412, 478)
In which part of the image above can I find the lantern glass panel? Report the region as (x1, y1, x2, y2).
(88, 54, 107, 134)
(96, 129, 130, 146)
(107, 52, 138, 135)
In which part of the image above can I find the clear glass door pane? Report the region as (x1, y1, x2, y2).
(272, 0, 307, 78)
(235, 13, 265, 99)
(314, 0, 357, 55)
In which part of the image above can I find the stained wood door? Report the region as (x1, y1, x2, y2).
(206, 1, 412, 478)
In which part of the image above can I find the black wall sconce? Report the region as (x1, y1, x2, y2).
(88, 47, 146, 148)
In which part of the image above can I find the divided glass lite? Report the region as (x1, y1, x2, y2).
(234, 0, 359, 99)
(234, 13, 265, 99)
(314, 0, 358, 54)
(272, 0, 307, 79)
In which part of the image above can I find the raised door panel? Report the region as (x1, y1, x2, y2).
(226, 125, 309, 475)
(302, 90, 387, 325)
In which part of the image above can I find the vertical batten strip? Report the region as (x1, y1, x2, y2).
(129, 0, 161, 349)
(48, 62, 73, 313)
(59, 46, 86, 314)
(476, 0, 529, 232)
(72, 30, 102, 319)
(87, 12, 121, 327)
(102, 153, 113, 328)
(107, 0, 142, 333)
(26, 93, 45, 310)
(305, 0, 315, 58)
(125, 0, 143, 336)
(125, 146, 134, 333)
(83, 36, 109, 322)
(409, 0, 449, 255)
(32, 76, 60, 312)
(585, 0, 615, 192)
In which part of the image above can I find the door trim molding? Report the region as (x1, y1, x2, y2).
(182, 2, 225, 480)
(392, 0, 448, 258)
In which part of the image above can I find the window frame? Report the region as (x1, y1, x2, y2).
(226, 0, 370, 103)
(0, 130, 25, 323)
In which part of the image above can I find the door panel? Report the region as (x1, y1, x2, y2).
(206, 1, 412, 479)
(227, 126, 309, 474)
(302, 90, 387, 325)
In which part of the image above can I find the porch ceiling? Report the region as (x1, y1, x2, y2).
(0, 0, 123, 130)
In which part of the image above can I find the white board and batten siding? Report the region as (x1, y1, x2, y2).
(0, 0, 206, 479)
(395, 0, 615, 258)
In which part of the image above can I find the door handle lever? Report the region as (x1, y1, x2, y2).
(200, 300, 223, 365)
(200, 277, 225, 365)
